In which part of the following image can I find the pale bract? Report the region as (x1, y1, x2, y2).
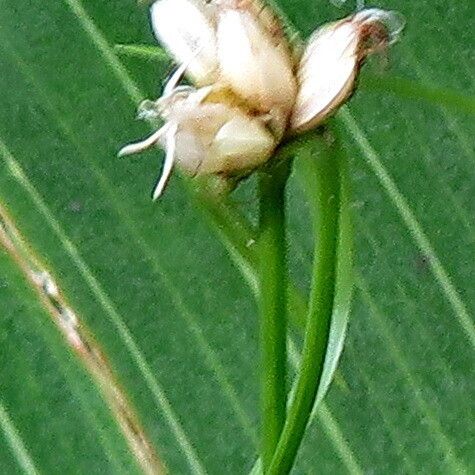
(150, 0, 218, 86)
(291, 8, 405, 132)
(164, 87, 276, 176)
(290, 21, 359, 133)
(216, 4, 297, 117)
(119, 1, 403, 199)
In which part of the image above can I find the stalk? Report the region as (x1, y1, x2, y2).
(267, 133, 341, 474)
(257, 157, 291, 470)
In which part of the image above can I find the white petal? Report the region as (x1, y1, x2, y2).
(216, 9, 296, 115)
(150, 0, 218, 86)
(203, 115, 275, 174)
(290, 21, 358, 133)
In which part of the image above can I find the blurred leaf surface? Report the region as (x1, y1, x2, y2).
(0, 247, 142, 474)
(0, 0, 473, 473)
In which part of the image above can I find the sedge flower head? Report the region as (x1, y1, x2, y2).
(119, 0, 404, 199)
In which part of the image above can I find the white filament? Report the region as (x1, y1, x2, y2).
(117, 125, 168, 157)
(152, 123, 178, 200)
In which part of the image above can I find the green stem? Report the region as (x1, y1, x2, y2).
(267, 133, 341, 475)
(195, 183, 308, 322)
(257, 158, 291, 471)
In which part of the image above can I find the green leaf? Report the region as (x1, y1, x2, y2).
(292, 132, 354, 409)
(0, 0, 473, 474)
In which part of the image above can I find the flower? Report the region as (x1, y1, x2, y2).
(119, 0, 404, 199)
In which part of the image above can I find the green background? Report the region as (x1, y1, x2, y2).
(0, 0, 473, 473)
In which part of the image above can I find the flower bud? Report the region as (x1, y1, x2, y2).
(290, 8, 404, 133)
(150, 0, 219, 86)
(216, 1, 297, 117)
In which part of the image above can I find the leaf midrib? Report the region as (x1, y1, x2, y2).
(0, 141, 207, 475)
(338, 108, 475, 347)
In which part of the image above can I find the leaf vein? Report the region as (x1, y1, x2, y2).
(339, 108, 475, 347)
(0, 398, 40, 475)
(0, 139, 207, 475)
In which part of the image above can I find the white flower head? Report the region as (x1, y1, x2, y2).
(119, 1, 403, 199)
